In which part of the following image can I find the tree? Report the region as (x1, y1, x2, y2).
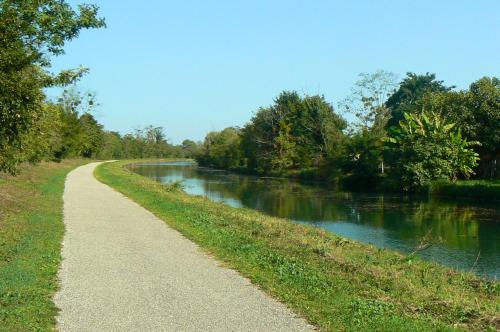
(288, 94, 346, 169)
(240, 91, 346, 175)
(421, 77, 500, 178)
(118, 125, 180, 159)
(122, 132, 143, 158)
(143, 126, 169, 158)
(386, 72, 451, 129)
(197, 127, 242, 169)
(271, 121, 296, 172)
(465, 77, 500, 178)
(386, 111, 479, 191)
(97, 131, 124, 159)
(340, 71, 397, 178)
(341, 129, 384, 189)
(50, 88, 103, 159)
(181, 139, 201, 158)
(78, 113, 104, 158)
(0, 0, 105, 173)
(340, 70, 398, 130)
(240, 106, 276, 173)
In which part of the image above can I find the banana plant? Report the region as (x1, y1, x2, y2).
(385, 111, 479, 190)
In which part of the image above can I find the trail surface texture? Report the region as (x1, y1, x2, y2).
(55, 163, 313, 332)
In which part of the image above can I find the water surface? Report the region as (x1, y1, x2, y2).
(131, 161, 500, 278)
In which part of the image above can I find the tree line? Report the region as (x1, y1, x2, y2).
(2, 84, 200, 171)
(0, 0, 199, 174)
(196, 72, 499, 191)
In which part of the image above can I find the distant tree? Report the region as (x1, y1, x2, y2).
(341, 129, 384, 189)
(386, 111, 479, 191)
(181, 139, 201, 158)
(118, 125, 180, 159)
(462, 77, 500, 178)
(122, 133, 142, 158)
(51, 88, 103, 159)
(0, 0, 105, 173)
(78, 113, 104, 158)
(97, 131, 124, 159)
(271, 120, 296, 172)
(288, 94, 346, 169)
(421, 77, 500, 178)
(240, 107, 276, 173)
(143, 126, 168, 157)
(386, 72, 451, 129)
(340, 71, 397, 178)
(198, 128, 242, 169)
(340, 70, 398, 130)
(240, 91, 346, 175)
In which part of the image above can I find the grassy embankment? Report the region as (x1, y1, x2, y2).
(431, 180, 500, 202)
(95, 160, 499, 332)
(0, 160, 87, 331)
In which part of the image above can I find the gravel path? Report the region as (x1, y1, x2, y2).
(54, 162, 313, 331)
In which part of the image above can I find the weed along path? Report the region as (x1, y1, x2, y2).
(54, 162, 313, 331)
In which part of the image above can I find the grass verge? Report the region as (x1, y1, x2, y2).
(0, 160, 87, 331)
(431, 180, 500, 202)
(96, 160, 499, 331)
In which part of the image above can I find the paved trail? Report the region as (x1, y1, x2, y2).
(54, 163, 313, 332)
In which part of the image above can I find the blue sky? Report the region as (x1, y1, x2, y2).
(49, 0, 500, 144)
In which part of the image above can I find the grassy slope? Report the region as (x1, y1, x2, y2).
(0, 160, 86, 331)
(95, 160, 499, 332)
(431, 180, 500, 202)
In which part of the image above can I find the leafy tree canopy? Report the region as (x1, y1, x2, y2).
(386, 111, 479, 191)
(421, 76, 500, 178)
(340, 70, 398, 130)
(0, 0, 105, 173)
(385, 72, 451, 128)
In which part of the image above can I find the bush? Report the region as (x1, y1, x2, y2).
(431, 180, 500, 201)
(386, 112, 479, 191)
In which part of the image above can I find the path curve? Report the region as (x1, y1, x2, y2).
(54, 162, 313, 331)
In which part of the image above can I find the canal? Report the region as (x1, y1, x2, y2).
(131, 161, 500, 278)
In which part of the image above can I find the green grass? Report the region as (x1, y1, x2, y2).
(431, 180, 500, 201)
(0, 160, 87, 331)
(95, 160, 500, 332)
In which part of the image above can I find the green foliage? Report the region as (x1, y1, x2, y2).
(97, 131, 125, 159)
(386, 111, 479, 191)
(386, 72, 451, 129)
(197, 127, 242, 169)
(180, 139, 201, 158)
(198, 91, 346, 176)
(50, 89, 104, 159)
(0, 0, 105, 174)
(338, 71, 398, 187)
(340, 70, 398, 130)
(192, 73, 498, 192)
(122, 126, 182, 159)
(271, 121, 296, 172)
(431, 180, 500, 201)
(423, 77, 500, 178)
(78, 113, 104, 158)
(341, 129, 384, 189)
